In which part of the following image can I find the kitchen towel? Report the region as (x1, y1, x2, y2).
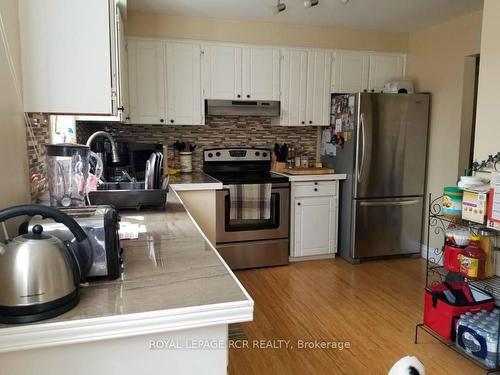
(229, 184, 272, 220)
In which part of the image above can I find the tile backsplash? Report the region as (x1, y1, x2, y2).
(26, 113, 50, 201)
(77, 116, 319, 172)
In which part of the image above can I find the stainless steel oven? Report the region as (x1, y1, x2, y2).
(203, 148, 290, 270)
(215, 184, 289, 270)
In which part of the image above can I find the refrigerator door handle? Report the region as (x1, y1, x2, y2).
(357, 113, 366, 183)
(359, 199, 421, 207)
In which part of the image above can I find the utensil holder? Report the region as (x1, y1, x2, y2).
(180, 152, 193, 173)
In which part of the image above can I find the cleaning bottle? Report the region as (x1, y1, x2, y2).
(460, 235, 486, 280)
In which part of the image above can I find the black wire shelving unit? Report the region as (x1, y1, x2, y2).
(415, 194, 500, 374)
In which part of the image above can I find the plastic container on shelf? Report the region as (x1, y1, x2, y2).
(460, 235, 487, 280)
(442, 187, 464, 220)
(479, 228, 497, 278)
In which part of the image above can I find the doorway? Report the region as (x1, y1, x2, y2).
(458, 54, 480, 176)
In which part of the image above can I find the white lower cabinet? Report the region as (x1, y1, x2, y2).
(290, 181, 338, 258)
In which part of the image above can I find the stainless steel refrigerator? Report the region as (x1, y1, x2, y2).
(322, 93, 430, 263)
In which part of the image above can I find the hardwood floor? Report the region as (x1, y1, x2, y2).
(229, 258, 483, 374)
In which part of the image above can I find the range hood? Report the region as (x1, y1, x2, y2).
(205, 99, 280, 117)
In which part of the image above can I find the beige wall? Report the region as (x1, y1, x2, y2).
(474, 0, 500, 162)
(0, 0, 30, 210)
(407, 10, 482, 202)
(126, 11, 409, 52)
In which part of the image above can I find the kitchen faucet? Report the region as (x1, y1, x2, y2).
(86, 131, 120, 163)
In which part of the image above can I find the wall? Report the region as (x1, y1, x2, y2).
(0, 0, 30, 209)
(473, 0, 500, 162)
(126, 11, 409, 52)
(77, 117, 318, 172)
(406, 10, 483, 252)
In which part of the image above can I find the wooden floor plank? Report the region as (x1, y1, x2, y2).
(228, 258, 483, 374)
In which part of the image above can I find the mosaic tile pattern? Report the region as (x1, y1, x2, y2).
(26, 113, 50, 202)
(77, 116, 319, 172)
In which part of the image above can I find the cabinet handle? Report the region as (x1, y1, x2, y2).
(237, 94, 241, 98)
(371, 89, 375, 93)
(117, 106, 125, 111)
(363, 89, 367, 93)
(160, 119, 164, 123)
(125, 116, 130, 120)
(170, 119, 174, 124)
(297, 202, 301, 206)
(246, 94, 250, 98)
(314, 182, 318, 185)
(309, 121, 313, 124)
(301, 121, 305, 124)
(314, 188, 318, 192)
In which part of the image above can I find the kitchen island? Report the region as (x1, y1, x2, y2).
(0, 190, 253, 375)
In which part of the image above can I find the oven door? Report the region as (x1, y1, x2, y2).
(216, 185, 289, 243)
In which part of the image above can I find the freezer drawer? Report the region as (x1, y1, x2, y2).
(352, 196, 423, 259)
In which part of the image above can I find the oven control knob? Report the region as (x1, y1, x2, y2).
(262, 152, 267, 157)
(216, 152, 221, 157)
(208, 152, 213, 158)
(255, 151, 260, 157)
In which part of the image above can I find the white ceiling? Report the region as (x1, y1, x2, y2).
(128, 0, 483, 33)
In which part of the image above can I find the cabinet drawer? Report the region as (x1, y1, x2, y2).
(293, 181, 337, 197)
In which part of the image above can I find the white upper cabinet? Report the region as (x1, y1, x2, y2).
(202, 45, 243, 100)
(116, 6, 129, 122)
(128, 39, 166, 124)
(368, 53, 406, 92)
(19, 0, 122, 115)
(242, 47, 280, 100)
(165, 42, 203, 125)
(280, 49, 308, 126)
(202, 44, 280, 101)
(331, 51, 369, 94)
(306, 50, 332, 126)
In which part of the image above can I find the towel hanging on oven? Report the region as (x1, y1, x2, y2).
(229, 184, 272, 220)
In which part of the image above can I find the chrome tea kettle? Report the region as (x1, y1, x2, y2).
(0, 205, 92, 324)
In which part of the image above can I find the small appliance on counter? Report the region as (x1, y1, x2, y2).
(45, 143, 103, 207)
(23, 205, 122, 280)
(0, 205, 92, 324)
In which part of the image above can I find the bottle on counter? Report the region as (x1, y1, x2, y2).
(300, 154, 309, 168)
(288, 147, 295, 169)
(459, 235, 486, 280)
(294, 147, 301, 168)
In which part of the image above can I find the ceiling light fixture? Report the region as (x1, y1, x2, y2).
(304, 0, 319, 8)
(340, 0, 350, 4)
(274, 0, 286, 15)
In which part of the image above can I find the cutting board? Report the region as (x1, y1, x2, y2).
(282, 167, 335, 175)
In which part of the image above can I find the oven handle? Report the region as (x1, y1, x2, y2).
(222, 183, 290, 189)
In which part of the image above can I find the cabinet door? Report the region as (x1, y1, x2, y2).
(368, 53, 406, 92)
(203, 45, 242, 100)
(128, 39, 166, 124)
(19, 0, 113, 114)
(242, 47, 280, 100)
(306, 50, 332, 126)
(331, 51, 369, 94)
(116, 6, 129, 122)
(165, 42, 202, 125)
(280, 49, 307, 126)
(294, 196, 337, 256)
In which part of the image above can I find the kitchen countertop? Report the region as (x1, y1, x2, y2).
(272, 171, 347, 182)
(168, 172, 223, 191)
(0, 190, 253, 353)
